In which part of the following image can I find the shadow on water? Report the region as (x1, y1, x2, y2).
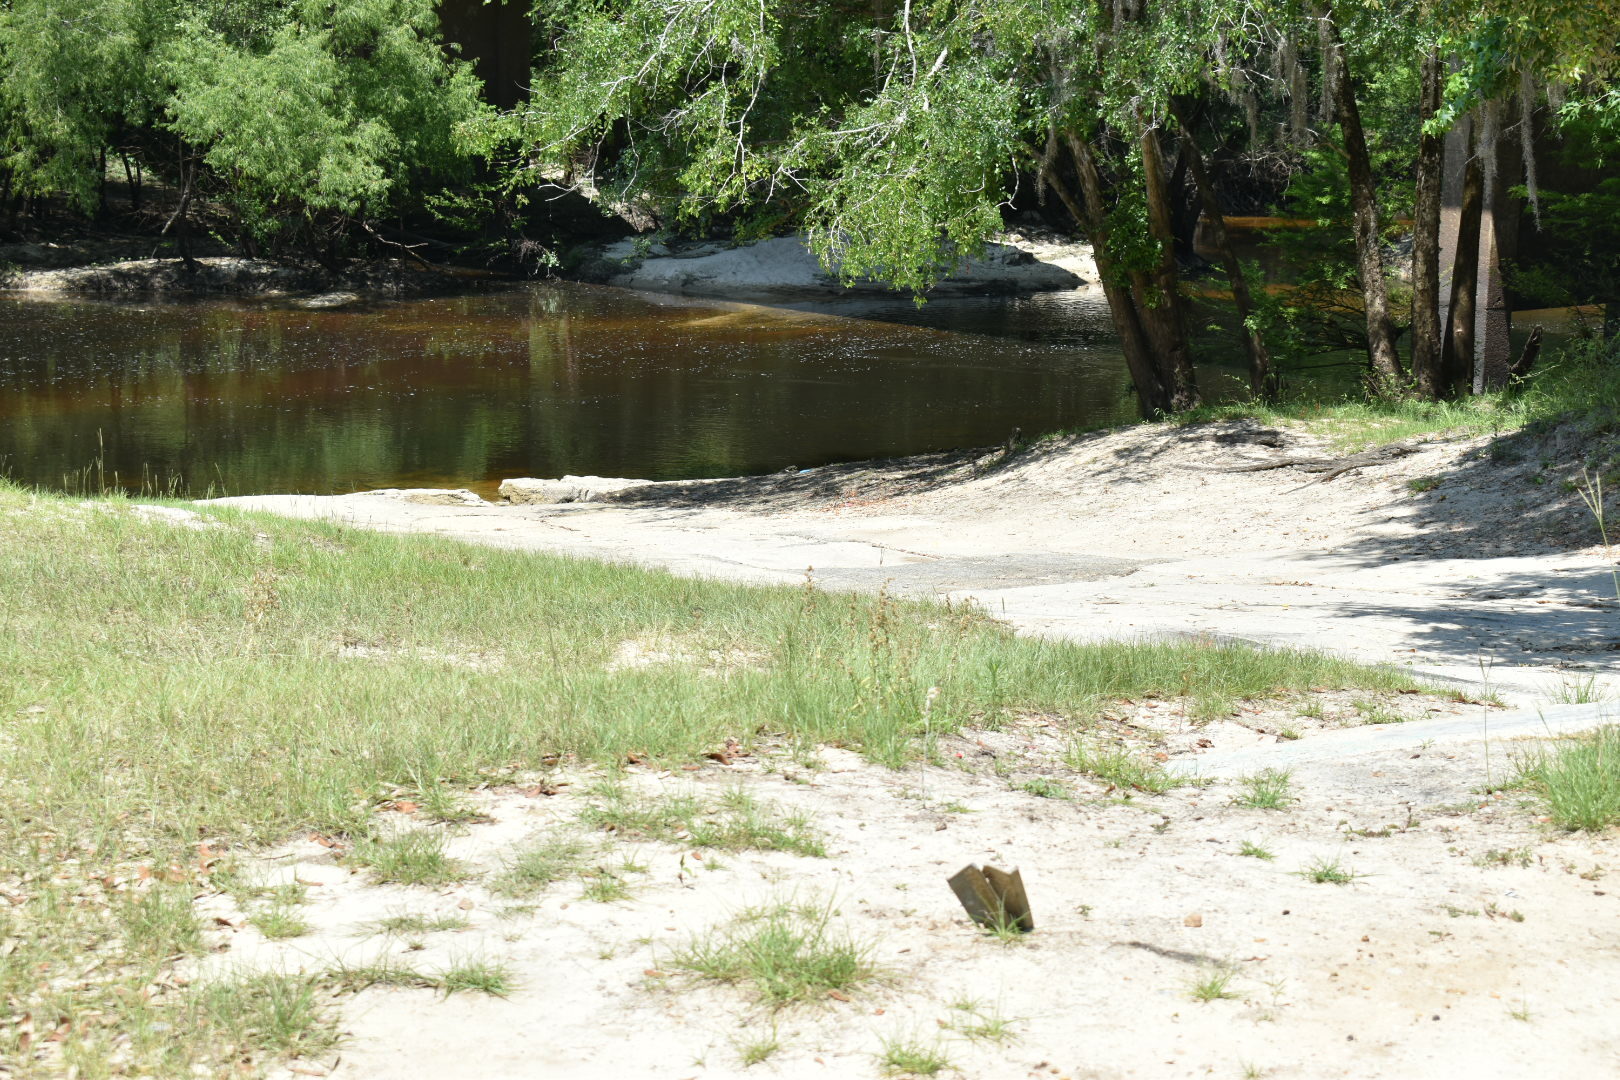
(0, 283, 1146, 498)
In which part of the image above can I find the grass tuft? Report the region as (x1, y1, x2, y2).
(437, 958, 514, 997)
(672, 899, 877, 1009)
(1064, 740, 1185, 794)
(1188, 965, 1241, 1002)
(1295, 856, 1363, 885)
(1515, 727, 1620, 831)
(1238, 840, 1276, 860)
(348, 831, 466, 886)
(583, 786, 825, 857)
(1233, 769, 1294, 810)
(490, 834, 591, 898)
(878, 1036, 952, 1076)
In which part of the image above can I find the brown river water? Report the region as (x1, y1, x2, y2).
(0, 283, 1146, 498)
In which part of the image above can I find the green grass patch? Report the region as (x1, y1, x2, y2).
(877, 1037, 952, 1076)
(582, 786, 826, 857)
(1515, 727, 1620, 831)
(1171, 336, 1620, 452)
(1233, 769, 1294, 810)
(490, 834, 592, 898)
(347, 831, 466, 886)
(1064, 740, 1185, 794)
(671, 899, 877, 1009)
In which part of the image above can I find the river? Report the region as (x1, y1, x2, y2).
(0, 283, 1142, 498)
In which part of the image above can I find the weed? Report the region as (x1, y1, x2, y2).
(116, 885, 204, 959)
(671, 899, 877, 1009)
(1065, 740, 1185, 794)
(1295, 856, 1363, 885)
(413, 781, 489, 825)
(252, 903, 312, 940)
(1238, 840, 1276, 860)
(1508, 1000, 1533, 1022)
(349, 831, 466, 886)
(1474, 847, 1534, 869)
(438, 959, 514, 996)
(367, 910, 471, 936)
(948, 1002, 1020, 1043)
(878, 1036, 952, 1076)
(1016, 776, 1071, 799)
(584, 786, 825, 857)
(323, 958, 438, 993)
(1234, 769, 1294, 810)
(580, 860, 639, 903)
(186, 973, 338, 1057)
(1189, 965, 1241, 1002)
(490, 834, 591, 898)
(1277, 727, 1302, 741)
(1515, 727, 1620, 830)
(1444, 905, 1481, 918)
(737, 1031, 781, 1066)
(1355, 701, 1405, 725)
(1548, 674, 1609, 705)
(1406, 476, 1442, 493)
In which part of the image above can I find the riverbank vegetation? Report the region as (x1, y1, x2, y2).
(3, 1, 1617, 418)
(0, 479, 1427, 1072)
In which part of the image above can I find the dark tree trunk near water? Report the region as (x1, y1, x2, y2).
(1140, 126, 1200, 410)
(1411, 49, 1446, 398)
(1060, 130, 1173, 418)
(1171, 97, 1274, 400)
(1323, 7, 1405, 387)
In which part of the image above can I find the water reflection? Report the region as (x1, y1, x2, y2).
(0, 283, 1135, 497)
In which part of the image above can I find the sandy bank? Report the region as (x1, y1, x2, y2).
(573, 232, 1097, 299)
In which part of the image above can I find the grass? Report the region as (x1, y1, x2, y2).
(1015, 776, 1071, 799)
(347, 831, 466, 886)
(670, 899, 877, 1009)
(490, 834, 592, 898)
(1354, 700, 1406, 725)
(0, 482, 1430, 1073)
(737, 1032, 781, 1066)
(1189, 965, 1241, 1002)
(582, 786, 825, 857)
(186, 973, 338, 1058)
(1233, 769, 1294, 810)
(366, 910, 472, 936)
(1171, 335, 1620, 452)
(323, 956, 511, 996)
(1295, 856, 1364, 885)
(1515, 727, 1620, 831)
(436, 958, 514, 997)
(1064, 739, 1186, 794)
(947, 999, 1020, 1043)
(1548, 673, 1610, 705)
(878, 1037, 952, 1077)
(1238, 840, 1276, 860)
(252, 903, 312, 940)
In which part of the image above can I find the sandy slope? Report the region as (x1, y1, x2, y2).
(191, 419, 1620, 1080)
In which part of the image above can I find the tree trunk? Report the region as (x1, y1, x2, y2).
(1062, 130, 1172, 417)
(1410, 49, 1445, 398)
(1324, 7, 1404, 386)
(1139, 126, 1199, 410)
(1443, 145, 1483, 385)
(1171, 97, 1274, 400)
